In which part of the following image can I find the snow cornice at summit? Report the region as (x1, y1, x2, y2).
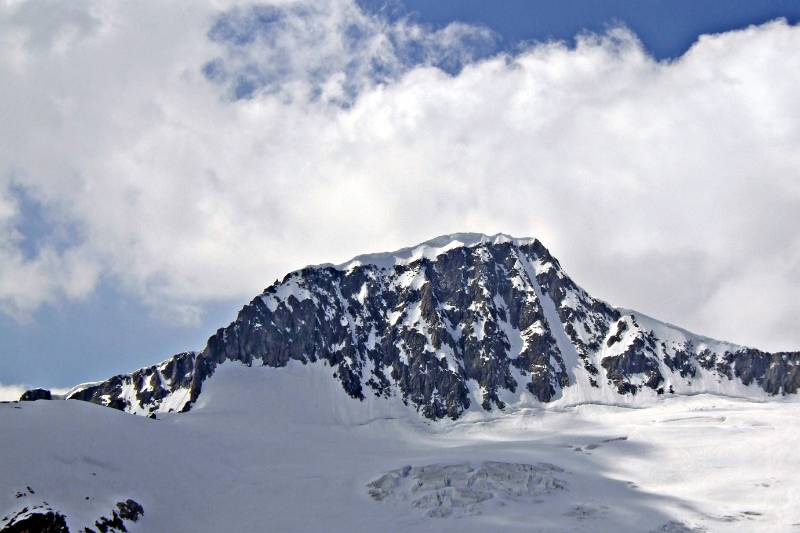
(320, 233, 539, 271)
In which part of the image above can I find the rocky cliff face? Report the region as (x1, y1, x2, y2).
(44, 233, 800, 420)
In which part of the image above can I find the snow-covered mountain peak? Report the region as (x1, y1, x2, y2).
(6, 233, 799, 533)
(30, 232, 800, 421)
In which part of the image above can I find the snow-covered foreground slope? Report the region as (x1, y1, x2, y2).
(4, 360, 800, 532)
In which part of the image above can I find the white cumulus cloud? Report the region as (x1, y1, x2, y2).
(0, 383, 26, 402)
(0, 0, 799, 351)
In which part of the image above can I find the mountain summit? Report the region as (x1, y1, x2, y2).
(44, 233, 800, 420)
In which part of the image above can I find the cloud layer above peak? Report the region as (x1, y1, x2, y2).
(1, 1, 799, 351)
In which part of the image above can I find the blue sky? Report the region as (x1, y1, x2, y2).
(397, 0, 800, 59)
(1, 0, 800, 394)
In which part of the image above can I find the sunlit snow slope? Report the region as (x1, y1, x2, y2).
(3, 362, 800, 532)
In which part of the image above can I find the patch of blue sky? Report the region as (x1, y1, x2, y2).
(390, 0, 800, 60)
(8, 183, 81, 261)
(0, 279, 243, 388)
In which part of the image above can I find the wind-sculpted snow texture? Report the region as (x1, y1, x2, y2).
(50, 233, 800, 419)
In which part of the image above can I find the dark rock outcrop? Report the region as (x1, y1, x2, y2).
(1, 507, 68, 533)
(89, 499, 144, 533)
(0, 500, 143, 533)
(19, 388, 51, 401)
